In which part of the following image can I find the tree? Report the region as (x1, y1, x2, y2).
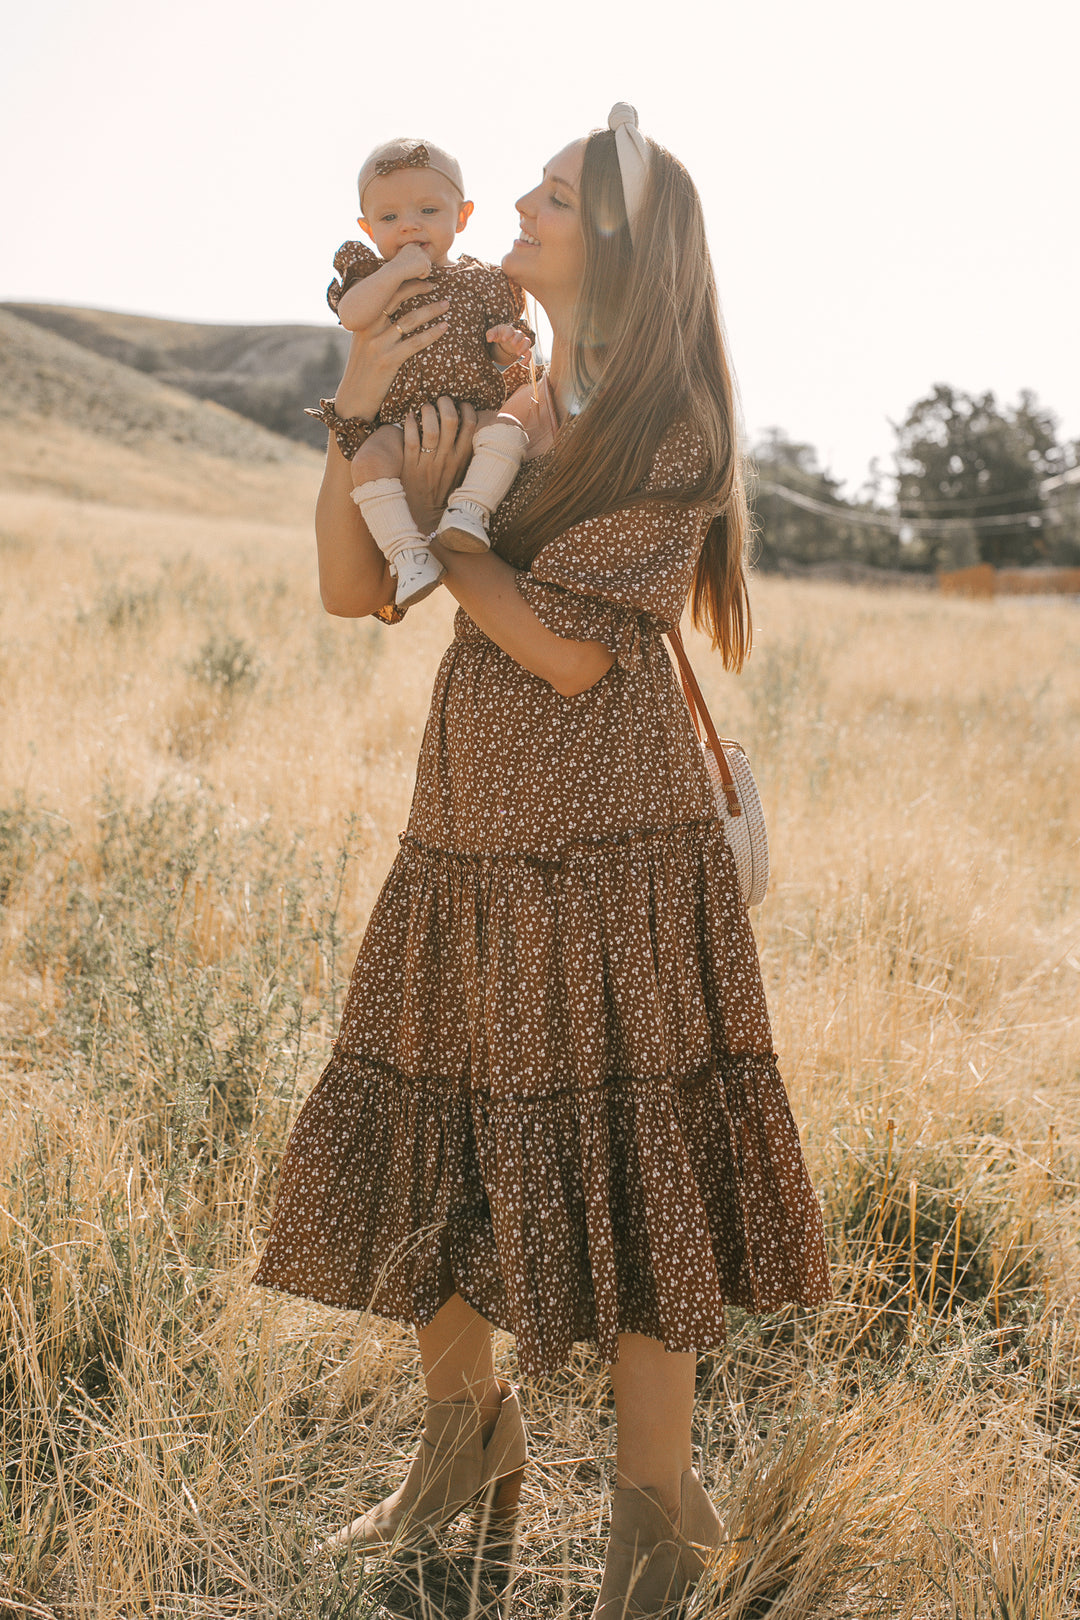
(750, 430, 899, 570)
(895, 385, 1065, 569)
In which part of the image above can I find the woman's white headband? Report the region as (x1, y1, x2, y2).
(608, 102, 650, 243)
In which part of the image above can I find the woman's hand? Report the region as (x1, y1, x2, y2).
(400, 398, 478, 534)
(333, 301, 450, 422)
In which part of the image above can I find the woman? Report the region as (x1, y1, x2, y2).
(255, 106, 831, 1616)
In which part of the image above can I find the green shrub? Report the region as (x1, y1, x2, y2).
(188, 632, 261, 692)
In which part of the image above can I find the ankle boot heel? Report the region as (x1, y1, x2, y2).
(474, 1464, 525, 1532)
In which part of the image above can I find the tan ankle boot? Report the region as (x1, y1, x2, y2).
(323, 1380, 527, 1556)
(591, 1470, 721, 1618)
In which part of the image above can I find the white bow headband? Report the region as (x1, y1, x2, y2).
(608, 102, 650, 243)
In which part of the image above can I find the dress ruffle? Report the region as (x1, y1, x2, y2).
(253, 822, 830, 1374)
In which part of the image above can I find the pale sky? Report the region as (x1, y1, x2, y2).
(2, 0, 1077, 493)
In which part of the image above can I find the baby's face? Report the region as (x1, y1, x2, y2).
(360, 168, 471, 266)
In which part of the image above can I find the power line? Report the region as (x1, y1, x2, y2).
(756, 481, 899, 531)
(898, 485, 1048, 512)
(894, 468, 1079, 510)
(756, 480, 1049, 537)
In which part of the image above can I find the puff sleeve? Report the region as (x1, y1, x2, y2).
(326, 240, 380, 316)
(514, 424, 712, 669)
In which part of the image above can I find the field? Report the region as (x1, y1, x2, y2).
(1, 446, 1079, 1620)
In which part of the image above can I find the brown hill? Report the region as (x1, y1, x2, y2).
(1, 302, 349, 449)
(0, 307, 322, 520)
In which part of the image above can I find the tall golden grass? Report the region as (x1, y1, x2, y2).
(1, 461, 1078, 1619)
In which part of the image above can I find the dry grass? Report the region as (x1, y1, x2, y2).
(1, 462, 1079, 1620)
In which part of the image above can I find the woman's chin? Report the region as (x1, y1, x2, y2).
(501, 243, 536, 289)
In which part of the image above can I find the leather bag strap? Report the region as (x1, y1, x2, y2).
(667, 626, 742, 817)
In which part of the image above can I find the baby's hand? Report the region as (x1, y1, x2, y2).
(487, 325, 533, 369)
(337, 242, 434, 330)
(392, 242, 434, 282)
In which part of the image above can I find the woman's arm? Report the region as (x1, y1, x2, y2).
(392, 403, 614, 696)
(432, 546, 615, 697)
(316, 437, 394, 618)
(315, 300, 451, 617)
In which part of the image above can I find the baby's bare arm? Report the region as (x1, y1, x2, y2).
(337, 243, 434, 332)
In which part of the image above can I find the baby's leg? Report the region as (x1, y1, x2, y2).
(437, 416, 529, 553)
(351, 426, 444, 607)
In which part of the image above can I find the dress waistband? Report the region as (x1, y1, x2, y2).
(452, 607, 493, 644)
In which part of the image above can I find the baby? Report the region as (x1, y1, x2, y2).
(310, 137, 533, 607)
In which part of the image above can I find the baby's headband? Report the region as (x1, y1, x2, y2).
(357, 138, 465, 211)
(608, 102, 650, 243)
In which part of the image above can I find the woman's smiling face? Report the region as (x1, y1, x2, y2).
(502, 139, 587, 316)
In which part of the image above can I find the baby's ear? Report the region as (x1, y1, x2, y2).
(357, 216, 375, 243)
(456, 200, 475, 234)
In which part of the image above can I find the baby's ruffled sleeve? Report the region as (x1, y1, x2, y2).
(515, 426, 712, 669)
(327, 240, 380, 315)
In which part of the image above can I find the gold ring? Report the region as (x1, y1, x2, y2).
(419, 446, 435, 455)
(394, 322, 406, 339)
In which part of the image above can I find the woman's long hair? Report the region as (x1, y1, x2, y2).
(502, 129, 753, 669)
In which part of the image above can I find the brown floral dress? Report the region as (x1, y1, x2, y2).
(253, 424, 831, 1375)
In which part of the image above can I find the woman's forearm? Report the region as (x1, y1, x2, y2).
(432, 544, 614, 697)
(316, 313, 459, 617)
(315, 437, 396, 617)
(314, 332, 398, 617)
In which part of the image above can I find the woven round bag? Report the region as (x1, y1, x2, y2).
(668, 628, 770, 909)
(701, 738, 770, 908)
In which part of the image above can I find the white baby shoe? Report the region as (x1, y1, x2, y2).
(437, 419, 529, 553)
(352, 478, 445, 606)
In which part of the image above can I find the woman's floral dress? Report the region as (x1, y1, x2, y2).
(254, 426, 831, 1375)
